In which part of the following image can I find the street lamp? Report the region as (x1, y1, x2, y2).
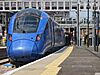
(77, 0, 80, 46)
(87, 0, 90, 47)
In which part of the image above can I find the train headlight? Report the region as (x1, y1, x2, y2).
(36, 34, 42, 41)
(8, 34, 12, 41)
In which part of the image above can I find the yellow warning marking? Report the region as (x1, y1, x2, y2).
(41, 67, 61, 75)
(41, 46, 73, 75)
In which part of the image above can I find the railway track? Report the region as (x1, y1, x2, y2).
(0, 48, 7, 60)
(0, 57, 8, 60)
(0, 59, 9, 65)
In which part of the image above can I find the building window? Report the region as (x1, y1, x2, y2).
(71, 1, 77, 10)
(72, 2, 77, 4)
(86, 6, 91, 9)
(24, 2, 29, 9)
(4, 2, 9, 10)
(45, 2, 50, 10)
(11, 2, 16, 10)
(31, 2, 36, 8)
(65, 7, 69, 10)
(94, 6, 98, 10)
(80, 6, 84, 9)
(38, 2, 41, 9)
(0, 2, 3, 10)
(17, 2, 22, 10)
(52, 2, 57, 10)
(58, 2, 63, 9)
(65, 2, 69, 10)
(72, 6, 77, 10)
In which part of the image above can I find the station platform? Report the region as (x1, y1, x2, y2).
(58, 46, 100, 75)
(3, 46, 100, 75)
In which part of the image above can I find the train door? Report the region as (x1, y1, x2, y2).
(60, 28, 66, 45)
(54, 25, 61, 46)
(43, 19, 52, 51)
(50, 18, 55, 47)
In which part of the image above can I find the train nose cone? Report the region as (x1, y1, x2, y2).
(8, 40, 37, 59)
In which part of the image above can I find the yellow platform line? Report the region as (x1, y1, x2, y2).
(41, 46, 74, 75)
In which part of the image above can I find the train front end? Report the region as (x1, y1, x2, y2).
(7, 8, 46, 63)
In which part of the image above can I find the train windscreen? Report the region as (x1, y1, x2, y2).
(14, 14, 40, 33)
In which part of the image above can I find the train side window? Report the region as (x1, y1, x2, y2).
(44, 20, 52, 46)
(54, 23, 61, 43)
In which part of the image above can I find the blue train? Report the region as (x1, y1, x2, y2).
(7, 8, 66, 64)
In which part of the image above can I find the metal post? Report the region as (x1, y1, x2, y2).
(93, 0, 97, 51)
(41, 0, 45, 11)
(96, 11, 99, 52)
(77, 1, 80, 46)
(87, 0, 90, 47)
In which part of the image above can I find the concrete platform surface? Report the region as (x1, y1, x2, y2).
(58, 46, 100, 75)
(86, 46, 100, 58)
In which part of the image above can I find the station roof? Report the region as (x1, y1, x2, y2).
(0, 0, 98, 2)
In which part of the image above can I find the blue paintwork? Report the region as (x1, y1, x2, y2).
(8, 14, 17, 34)
(36, 12, 49, 54)
(37, 12, 49, 34)
(7, 8, 49, 62)
(7, 14, 17, 57)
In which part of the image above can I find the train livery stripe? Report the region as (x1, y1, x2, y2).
(41, 67, 61, 75)
(41, 46, 73, 75)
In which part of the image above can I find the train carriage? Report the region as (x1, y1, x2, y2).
(7, 8, 65, 64)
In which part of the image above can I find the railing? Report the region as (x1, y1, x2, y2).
(56, 20, 100, 25)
